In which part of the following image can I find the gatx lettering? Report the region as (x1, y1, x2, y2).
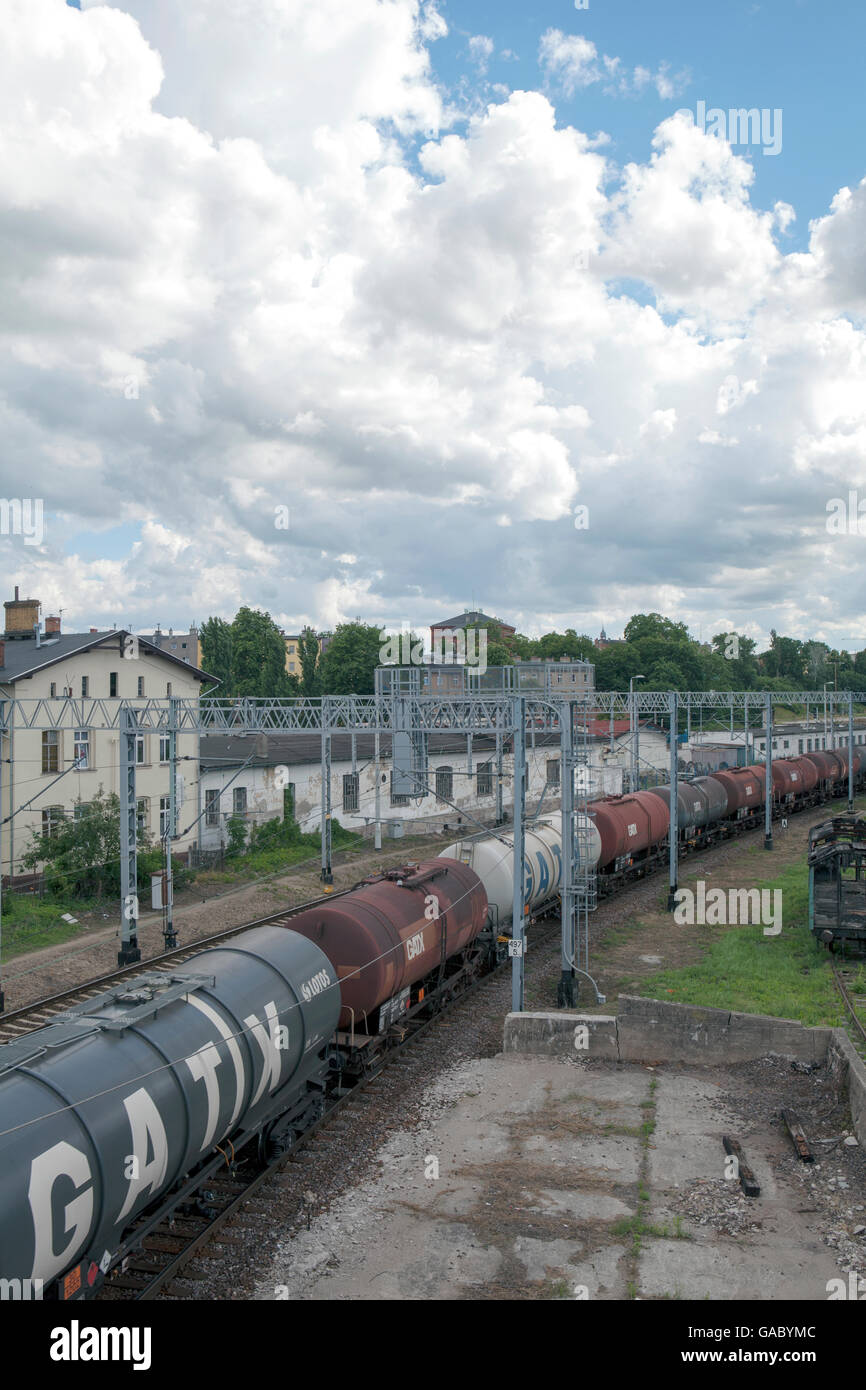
(405, 931, 425, 961)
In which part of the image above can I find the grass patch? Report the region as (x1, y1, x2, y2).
(544, 1278, 574, 1299)
(638, 861, 847, 1026)
(612, 1212, 689, 1243)
(0, 893, 98, 958)
(196, 826, 363, 885)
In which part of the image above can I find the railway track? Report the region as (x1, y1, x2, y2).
(831, 962, 866, 1061)
(0, 889, 351, 1047)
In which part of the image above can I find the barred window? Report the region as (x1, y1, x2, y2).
(205, 789, 220, 827)
(435, 766, 453, 803)
(546, 759, 560, 787)
(343, 772, 359, 813)
(476, 760, 493, 796)
(233, 786, 247, 816)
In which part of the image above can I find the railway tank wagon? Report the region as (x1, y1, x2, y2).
(647, 781, 714, 839)
(287, 857, 489, 1033)
(778, 755, 819, 797)
(588, 792, 669, 876)
(0, 925, 340, 1296)
(804, 750, 843, 789)
(706, 764, 766, 819)
(440, 819, 588, 926)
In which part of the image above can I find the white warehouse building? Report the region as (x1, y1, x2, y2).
(198, 732, 624, 850)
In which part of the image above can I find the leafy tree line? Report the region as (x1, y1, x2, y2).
(200, 607, 866, 700)
(200, 610, 385, 697)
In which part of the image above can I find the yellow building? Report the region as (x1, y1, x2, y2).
(284, 630, 330, 678)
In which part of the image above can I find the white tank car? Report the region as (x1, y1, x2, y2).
(441, 815, 601, 926)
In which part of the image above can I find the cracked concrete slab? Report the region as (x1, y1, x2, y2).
(256, 1052, 864, 1301)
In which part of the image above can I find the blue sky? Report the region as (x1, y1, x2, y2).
(428, 0, 865, 251)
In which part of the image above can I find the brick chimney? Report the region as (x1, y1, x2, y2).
(4, 588, 40, 637)
(89, 627, 98, 634)
(45, 615, 61, 635)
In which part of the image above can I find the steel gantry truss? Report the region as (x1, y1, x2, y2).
(0, 689, 864, 1011)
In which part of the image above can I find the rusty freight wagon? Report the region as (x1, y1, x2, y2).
(808, 815, 866, 954)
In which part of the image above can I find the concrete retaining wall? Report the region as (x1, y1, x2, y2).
(616, 995, 833, 1066)
(503, 995, 866, 1146)
(827, 1029, 866, 1143)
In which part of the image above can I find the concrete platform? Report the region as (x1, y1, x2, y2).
(258, 1053, 857, 1301)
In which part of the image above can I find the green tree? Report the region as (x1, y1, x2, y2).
(225, 814, 248, 857)
(199, 615, 232, 692)
(21, 790, 148, 899)
(710, 632, 759, 689)
(230, 607, 292, 697)
(533, 629, 595, 661)
(623, 613, 691, 645)
(318, 621, 384, 694)
(299, 626, 321, 696)
(592, 643, 639, 690)
(476, 621, 510, 668)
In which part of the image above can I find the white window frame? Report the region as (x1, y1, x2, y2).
(73, 729, 90, 770)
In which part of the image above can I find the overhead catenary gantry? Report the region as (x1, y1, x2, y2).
(0, 687, 863, 1011)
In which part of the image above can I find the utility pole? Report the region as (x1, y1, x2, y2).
(629, 675, 645, 792)
(558, 699, 575, 1008)
(667, 690, 679, 910)
(764, 694, 773, 851)
(320, 698, 332, 883)
(495, 707, 504, 824)
(374, 724, 382, 850)
(849, 691, 855, 813)
(511, 695, 526, 1013)
(118, 703, 141, 965)
(0, 698, 4, 1013)
(162, 696, 178, 949)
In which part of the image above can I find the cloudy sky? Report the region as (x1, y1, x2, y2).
(2, 0, 865, 649)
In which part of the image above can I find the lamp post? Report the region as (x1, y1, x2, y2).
(630, 675, 645, 792)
